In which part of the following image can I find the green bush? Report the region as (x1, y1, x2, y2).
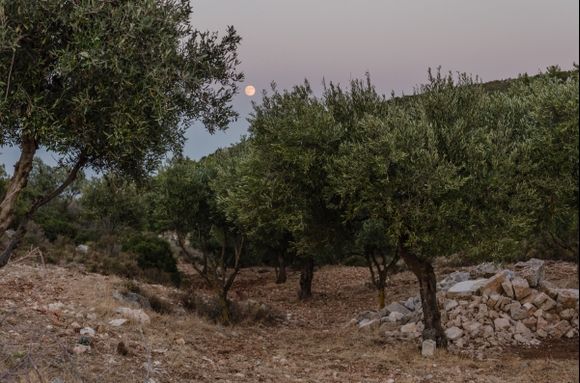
(123, 234, 181, 286)
(35, 216, 78, 242)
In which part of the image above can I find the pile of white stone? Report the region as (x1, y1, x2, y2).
(354, 259, 579, 355)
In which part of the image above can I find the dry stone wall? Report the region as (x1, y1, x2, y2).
(354, 259, 579, 357)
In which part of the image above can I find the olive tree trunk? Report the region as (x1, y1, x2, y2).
(0, 154, 86, 268)
(0, 137, 37, 234)
(275, 254, 287, 284)
(398, 240, 447, 348)
(298, 256, 314, 300)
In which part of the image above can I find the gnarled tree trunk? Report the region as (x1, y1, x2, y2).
(398, 239, 447, 348)
(0, 137, 37, 234)
(298, 256, 314, 300)
(0, 153, 86, 268)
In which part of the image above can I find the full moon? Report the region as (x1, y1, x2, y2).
(244, 85, 256, 97)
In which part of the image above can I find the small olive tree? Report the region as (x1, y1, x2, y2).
(241, 83, 346, 299)
(152, 152, 246, 324)
(0, 0, 242, 266)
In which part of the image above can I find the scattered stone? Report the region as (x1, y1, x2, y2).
(472, 262, 499, 278)
(358, 318, 380, 331)
(482, 325, 495, 338)
(387, 312, 405, 322)
(532, 292, 549, 307)
(445, 326, 464, 340)
(358, 262, 579, 358)
(73, 344, 90, 354)
(114, 307, 150, 325)
(494, 318, 510, 331)
(69, 321, 82, 331)
(438, 271, 471, 292)
(550, 320, 572, 339)
(175, 338, 186, 345)
(511, 277, 532, 301)
(80, 327, 95, 336)
(75, 244, 90, 254)
(540, 296, 557, 312)
(112, 290, 152, 310)
(513, 258, 544, 287)
(513, 333, 532, 344)
(536, 316, 549, 331)
(515, 321, 532, 335)
(538, 280, 559, 299)
(463, 321, 482, 335)
(556, 289, 579, 309)
(385, 302, 411, 316)
(480, 270, 512, 296)
(444, 300, 459, 311)
(509, 303, 529, 321)
(522, 317, 537, 330)
(400, 322, 417, 334)
(421, 339, 436, 357)
(501, 280, 514, 298)
(403, 297, 417, 311)
(109, 318, 128, 327)
(48, 302, 65, 313)
(447, 279, 487, 299)
(565, 328, 578, 338)
(536, 328, 548, 338)
(559, 309, 575, 320)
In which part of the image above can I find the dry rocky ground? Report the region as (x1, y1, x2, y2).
(0, 258, 578, 383)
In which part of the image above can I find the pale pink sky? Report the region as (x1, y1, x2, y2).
(186, 0, 579, 158)
(1, 0, 578, 167)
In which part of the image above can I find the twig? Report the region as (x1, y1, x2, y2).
(5, 48, 15, 102)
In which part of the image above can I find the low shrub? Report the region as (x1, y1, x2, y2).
(342, 255, 368, 267)
(123, 234, 181, 286)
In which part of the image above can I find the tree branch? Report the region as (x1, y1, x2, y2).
(176, 232, 213, 287)
(0, 153, 87, 268)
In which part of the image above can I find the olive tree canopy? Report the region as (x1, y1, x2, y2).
(0, 0, 242, 265)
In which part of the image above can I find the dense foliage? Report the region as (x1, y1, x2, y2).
(0, 0, 242, 265)
(1, 67, 576, 332)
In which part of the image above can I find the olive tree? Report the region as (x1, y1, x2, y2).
(330, 70, 529, 347)
(152, 151, 246, 324)
(322, 77, 399, 309)
(0, 0, 242, 266)
(508, 70, 579, 259)
(242, 82, 346, 299)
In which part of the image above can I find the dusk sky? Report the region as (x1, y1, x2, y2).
(1, 0, 578, 170)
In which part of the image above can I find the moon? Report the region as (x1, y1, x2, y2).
(244, 85, 256, 97)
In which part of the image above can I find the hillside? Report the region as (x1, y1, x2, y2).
(0, 260, 577, 383)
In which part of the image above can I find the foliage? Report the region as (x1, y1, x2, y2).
(80, 175, 149, 235)
(122, 234, 181, 286)
(13, 159, 85, 241)
(0, 0, 242, 175)
(0, 0, 242, 260)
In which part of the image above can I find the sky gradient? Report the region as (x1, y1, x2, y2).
(1, 0, 578, 170)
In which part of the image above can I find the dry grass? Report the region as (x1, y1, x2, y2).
(0, 260, 578, 382)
